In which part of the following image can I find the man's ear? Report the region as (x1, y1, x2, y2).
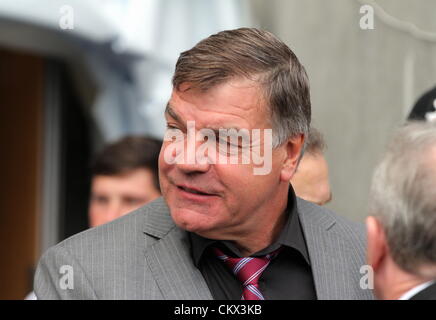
(280, 133, 305, 182)
(366, 216, 387, 271)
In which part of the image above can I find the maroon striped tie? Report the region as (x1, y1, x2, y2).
(213, 247, 280, 300)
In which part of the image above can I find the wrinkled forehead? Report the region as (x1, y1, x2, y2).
(166, 79, 271, 130)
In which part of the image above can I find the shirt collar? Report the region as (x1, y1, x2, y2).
(398, 280, 436, 300)
(189, 186, 311, 267)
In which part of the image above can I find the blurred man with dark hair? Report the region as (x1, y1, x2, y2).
(88, 136, 162, 227)
(25, 136, 162, 299)
(291, 127, 332, 206)
(367, 122, 436, 300)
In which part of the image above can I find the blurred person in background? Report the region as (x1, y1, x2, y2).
(290, 127, 332, 206)
(88, 136, 162, 227)
(26, 135, 162, 299)
(366, 122, 436, 300)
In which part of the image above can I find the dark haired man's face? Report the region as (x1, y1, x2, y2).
(159, 78, 303, 241)
(88, 168, 161, 227)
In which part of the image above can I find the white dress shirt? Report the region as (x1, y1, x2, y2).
(398, 280, 435, 300)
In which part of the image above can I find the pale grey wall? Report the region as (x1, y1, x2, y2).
(251, 0, 436, 221)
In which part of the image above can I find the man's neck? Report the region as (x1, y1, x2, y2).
(230, 186, 290, 256)
(387, 278, 429, 300)
(195, 184, 291, 256)
(377, 259, 433, 300)
(232, 208, 288, 256)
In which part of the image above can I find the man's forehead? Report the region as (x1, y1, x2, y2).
(93, 173, 155, 191)
(165, 102, 247, 133)
(166, 83, 268, 129)
(172, 79, 264, 108)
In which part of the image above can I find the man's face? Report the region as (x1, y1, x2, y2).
(88, 168, 161, 227)
(159, 78, 302, 240)
(290, 152, 332, 205)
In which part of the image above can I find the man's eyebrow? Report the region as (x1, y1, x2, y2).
(165, 103, 247, 138)
(206, 127, 251, 143)
(165, 103, 182, 123)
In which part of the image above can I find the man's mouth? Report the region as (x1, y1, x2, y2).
(177, 185, 215, 196)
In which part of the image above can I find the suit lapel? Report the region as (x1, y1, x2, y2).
(141, 197, 366, 300)
(142, 198, 213, 300)
(297, 198, 356, 299)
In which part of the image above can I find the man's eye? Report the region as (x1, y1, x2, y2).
(124, 198, 143, 206)
(217, 139, 240, 156)
(92, 196, 108, 204)
(217, 138, 230, 148)
(165, 124, 185, 142)
(166, 124, 178, 130)
(218, 137, 242, 148)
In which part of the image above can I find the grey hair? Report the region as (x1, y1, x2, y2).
(369, 121, 436, 277)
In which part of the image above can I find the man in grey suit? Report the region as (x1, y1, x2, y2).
(34, 28, 373, 300)
(366, 122, 436, 300)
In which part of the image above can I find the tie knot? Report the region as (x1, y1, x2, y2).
(213, 247, 280, 287)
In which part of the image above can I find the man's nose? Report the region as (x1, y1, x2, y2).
(176, 155, 211, 174)
(175, 135, 213, 173)
(106, 201, 124, 221)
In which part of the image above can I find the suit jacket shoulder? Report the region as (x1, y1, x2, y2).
(34, 198, 173, 299)
(296, 198, 373, 300)
(35, 197, 374, 300)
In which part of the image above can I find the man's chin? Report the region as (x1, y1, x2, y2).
(170, 208, 218, 234)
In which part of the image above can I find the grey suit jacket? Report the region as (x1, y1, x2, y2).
(34, 197, 374, 300)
